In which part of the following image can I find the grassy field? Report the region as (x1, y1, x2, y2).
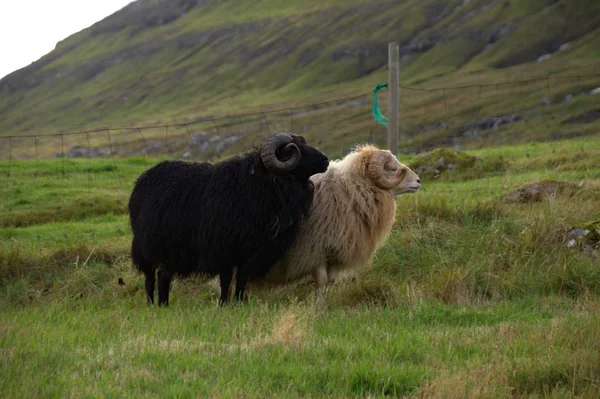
(1, 134, 599, 397)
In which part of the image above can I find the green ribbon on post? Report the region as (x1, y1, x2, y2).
(372, 83, 388, 127)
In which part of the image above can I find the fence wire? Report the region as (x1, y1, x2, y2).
(0, 71, 599, 246)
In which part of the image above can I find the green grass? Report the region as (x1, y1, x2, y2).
(1, 136, 599, 397)
(2, 297, 598, 397)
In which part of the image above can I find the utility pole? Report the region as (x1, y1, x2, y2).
(387, 42, 399, 156)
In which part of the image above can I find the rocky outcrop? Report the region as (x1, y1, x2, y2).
(407, 148, 478, 179)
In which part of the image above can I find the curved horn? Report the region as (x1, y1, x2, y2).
(261, 133, 301, 173)
(367, 151, 405, 189)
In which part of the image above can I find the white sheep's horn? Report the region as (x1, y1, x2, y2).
(367, 151, 405, 189)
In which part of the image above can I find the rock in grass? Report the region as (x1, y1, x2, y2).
(567, 220, 600, 258)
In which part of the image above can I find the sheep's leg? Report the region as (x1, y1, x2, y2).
(144, 269, 156, 305)
(157, 268, 173, 307)
(219, 269, 233, 306)
(234, 270, 248, 303)
(131, 237, 156, 305)
(234, 248, 285, 304)
(312, 265, 328, 305)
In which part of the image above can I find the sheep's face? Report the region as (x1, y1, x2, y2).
(285, 134, 329, 181)
(391, 162, 421, 196)
(261, 133, 329, 180)
(366, 149, 421, 196)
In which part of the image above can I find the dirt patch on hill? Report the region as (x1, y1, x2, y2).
(502, 180, 584, 204)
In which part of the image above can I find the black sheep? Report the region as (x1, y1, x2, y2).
(128, 133, 329, 306)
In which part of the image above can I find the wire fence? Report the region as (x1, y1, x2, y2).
(0, 90, 374, 158)
(0, 70, 599, 242)
(2, 71, 599, 163)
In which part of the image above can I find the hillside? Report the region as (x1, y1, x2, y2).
(1, 0, 600, 140)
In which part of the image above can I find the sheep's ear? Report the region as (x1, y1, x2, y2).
(291, 134, 307, 144)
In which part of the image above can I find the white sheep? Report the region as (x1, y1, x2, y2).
(211, 144, 421, 302)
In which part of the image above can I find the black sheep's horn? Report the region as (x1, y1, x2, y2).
(261, 133, 301, 173)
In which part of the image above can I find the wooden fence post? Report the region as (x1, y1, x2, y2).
(387, 42, 399, 156)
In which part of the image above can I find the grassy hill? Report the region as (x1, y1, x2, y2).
(1, 0, 600, 147)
